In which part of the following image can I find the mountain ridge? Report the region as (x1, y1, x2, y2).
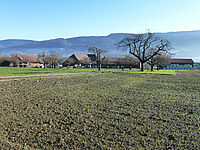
(1, 30, 200, 61)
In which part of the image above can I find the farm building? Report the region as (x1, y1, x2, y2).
(16, 54, 43, 68)
(165, 58, 194, 69)
(102, 57, 140, 68)
(63, 54, 196, 70)
(0, 54, 43, 68)
(170, 59, 194, 66)
(63, 53, 96, 68)
(63, 53, 140, 68)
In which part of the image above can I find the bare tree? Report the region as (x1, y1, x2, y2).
(0, 54, 19, 67)
(44, 52, 62, 68)
(37, 52, 42, 60)
(10, 53, 19, 67)
(118, 31, 172, 71)
(38, 51, 46, 68)
(88, 46, 107, 71)
(120, 55, 139, 70)
(146, 48, 160, 71)
(147, 52, 171, 71)
(0, 55, 9, 66)
(155, 54, 171, 70)
(146, 57, 157, 71)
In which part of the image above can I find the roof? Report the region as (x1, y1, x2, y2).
(170, 59, 194, 64)
(73, 53, 90, 61)
(104, 57, 140, 62)
(104, 57, 121, 62)
(17, 54, 42, 63)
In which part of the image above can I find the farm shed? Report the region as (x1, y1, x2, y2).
(102, 57, 140, 68)
(165, 58, 194, 69)
(170, 59, 194, 66)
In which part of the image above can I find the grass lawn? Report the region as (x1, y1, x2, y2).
(0, 67, 120, 76)
(125, 69, 177, 75)
(0, 72, 199, 149)
(0, 66, 178, 76)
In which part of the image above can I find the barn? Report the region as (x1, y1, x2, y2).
(166, 59, 194, 69)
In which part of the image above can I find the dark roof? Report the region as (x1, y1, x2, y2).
(170, 59, 194, 64)
(17, 54, 43, 63)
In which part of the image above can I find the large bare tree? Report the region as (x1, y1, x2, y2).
(88, 46, 107, 71)
(118, 31, 172, 71)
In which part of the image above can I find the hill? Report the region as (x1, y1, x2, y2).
(1, 30, 200, 61)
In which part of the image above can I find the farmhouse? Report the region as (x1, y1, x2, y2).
(16, 54, 43, 68)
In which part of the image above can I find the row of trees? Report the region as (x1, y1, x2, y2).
(37, 52, 62, 68)
(0, 54, 19, 67)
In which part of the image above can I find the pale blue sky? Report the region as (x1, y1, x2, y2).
(0, 0, 200, 40)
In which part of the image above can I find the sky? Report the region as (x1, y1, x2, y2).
(0, 0, 200, 40)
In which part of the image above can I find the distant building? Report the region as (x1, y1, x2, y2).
(63, 53, 96, 68)
(16, 54, 43, 68)
(165, 58, 194, 69)
(102, 57, 140, 68)
(170, 59, 194, 66)
(63, 53, 140, 68)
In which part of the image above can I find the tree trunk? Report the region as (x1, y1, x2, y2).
(129, 66, 132, 70)
(140, 62, 144, 71)
(151, 65, 154, 71)
(98, 63, 101, 71)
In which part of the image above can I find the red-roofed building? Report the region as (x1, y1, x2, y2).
(16, 54, 43, 68)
